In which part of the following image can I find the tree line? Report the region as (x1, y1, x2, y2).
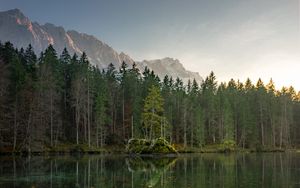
(0, 41, 299, 152)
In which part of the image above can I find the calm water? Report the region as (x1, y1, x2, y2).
(0, 153, 299, 188)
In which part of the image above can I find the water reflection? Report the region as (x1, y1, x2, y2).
(126, 157, 177, 187)
(0, 153, 299, 188)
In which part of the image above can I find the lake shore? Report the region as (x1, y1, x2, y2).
(0, 144, 298, 156)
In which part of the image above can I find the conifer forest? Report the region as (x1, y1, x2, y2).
(1, 42, 300, 153)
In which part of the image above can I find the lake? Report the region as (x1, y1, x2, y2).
(0, 153, 299, 188)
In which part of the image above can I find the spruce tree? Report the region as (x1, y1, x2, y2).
(142, 85, 165, 139)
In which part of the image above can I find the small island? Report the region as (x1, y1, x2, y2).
(126, 138, 178, 154)
(125, 85, 178, 155)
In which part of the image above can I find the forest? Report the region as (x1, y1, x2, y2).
(0, 41, 300, 153)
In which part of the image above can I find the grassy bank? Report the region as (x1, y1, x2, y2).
(175, 144, 287, 153)
(0, 144, 125, 156)
(0, 144, 294, 156)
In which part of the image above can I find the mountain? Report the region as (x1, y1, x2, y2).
(140, 57, 202, 84)
(0, 9, 203, 83)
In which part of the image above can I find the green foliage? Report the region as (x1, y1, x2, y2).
(9, 52, 26, 95)
(126, 138, 178, 154)
(151, 137, 177, 153)
(142, 85, 165, 139)
(126, 138, 151, 154)
(0, 41, 300, 153)
(219, 139, 236, 152)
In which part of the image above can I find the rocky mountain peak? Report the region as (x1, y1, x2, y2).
(0, 9, 203, 84)
(1, 8, 29, 25)
(4, 8, 24, 17)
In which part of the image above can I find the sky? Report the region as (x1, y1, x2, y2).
(1, 0, 300, 90)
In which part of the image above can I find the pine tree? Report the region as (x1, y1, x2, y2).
(9, 52, 26, 151)
(105, 63, 119, 141)
(266, 79, 277, 147)
(59, 48, 72, 141)
(201, 71, 217, 144)
(188, 79, 203, 147)
(94, 70, 108, 147)
(38, 45, 62, 147)
(142, 85, 165, 139)
(256, 78, 267, 147)
(128, 62, 142, 138)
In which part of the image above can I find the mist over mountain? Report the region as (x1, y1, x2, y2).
(0, 9, 202, 83)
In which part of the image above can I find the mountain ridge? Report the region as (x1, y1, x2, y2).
(0, 8, 203, 83)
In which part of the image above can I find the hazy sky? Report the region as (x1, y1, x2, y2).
(1, 0, 300, 89)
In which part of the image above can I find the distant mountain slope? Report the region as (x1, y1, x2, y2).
(0, 9, 203, 83)
(140, 57, 202, 84)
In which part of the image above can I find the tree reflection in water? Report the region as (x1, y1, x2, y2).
(126, 157, 177, 187)
(0, 153, 299, 188)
